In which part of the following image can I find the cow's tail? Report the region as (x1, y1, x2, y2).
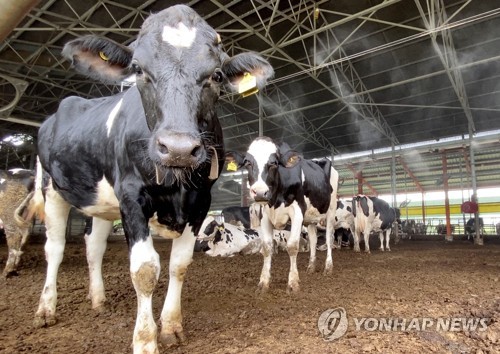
(24, 157, 46, 222)
(13, 191, 35, 227)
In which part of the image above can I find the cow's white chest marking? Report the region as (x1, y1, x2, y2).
(81, 178, 120, 220)
(162, 23, 197, 48)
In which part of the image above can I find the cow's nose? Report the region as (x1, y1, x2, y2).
(251, 188, 269, 202)
(156, 132, 204, 167)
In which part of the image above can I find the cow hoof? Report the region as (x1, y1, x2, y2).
(306, 263, 316, 274)
(323, 267, 333, 276)
(353, 248, 360, 253)
(159, 330, 186, 348)
(33, 313, 57, 328)
(379, 248, 384, 252)
(3, 269, 20, 278)
(92, 302, 108, 314)
(256, 282, 269, 295)
(286, 283, 300, 294)
(364, 250, 371, 254)
(387, 248, 391, 252)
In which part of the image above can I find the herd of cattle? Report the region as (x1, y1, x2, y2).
(0, 4, 488, 354)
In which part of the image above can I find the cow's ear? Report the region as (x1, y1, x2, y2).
(62, 35, 133, 84)
(225, 151, 245, 171)
(221, 52, 274, 92)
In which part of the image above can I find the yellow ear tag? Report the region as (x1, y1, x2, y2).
(238, 72, 259, 97)
(99, 51, 109, 61)
(227, 161, 237, 172)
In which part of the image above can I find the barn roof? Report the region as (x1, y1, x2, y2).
(1, 0, 499, 208)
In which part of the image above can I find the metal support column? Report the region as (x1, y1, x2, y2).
(469, 127, 483, 245)
(357, 171, 363, 195)
(391, 144, 397, 208)
(421, 193, 426, 227)
(442, 152, 452, 241)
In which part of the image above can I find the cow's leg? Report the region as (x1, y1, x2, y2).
(34, 188, 71, 328)
(385, 229, 391, 251)
(306, 224, 317, 274)
(257, 211, 274, 293)
(286, 203, 303, 293)
(129, 236, 160, 354)
(324, 209, 335, 274)
(363, 226, 372, 253)
(331, 231, 339, 249)
(3, 192, 34, 277)
(159, 225, 196, 347)
(3, 225, 30, 277)
(353, 228, 361, 252)
(379, 231, 385, 251)
(85, 217, 112, 310)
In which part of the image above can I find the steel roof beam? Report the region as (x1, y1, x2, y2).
(211, 0, 338, 154)
(414, 0, 476, 133)
(398, 157, 425, 193)
(346, 164, 379, 196)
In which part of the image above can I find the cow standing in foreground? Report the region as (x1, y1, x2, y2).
(352, 195, 395, 253)
(227, 137, 338, 293)
(29, 5, 273, 354)
(0, 169, 36, 277)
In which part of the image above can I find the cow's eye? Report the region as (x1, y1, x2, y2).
(243, 159, 251, 166)
(131, 62, 143, 75)
(211, 69, 224, 83)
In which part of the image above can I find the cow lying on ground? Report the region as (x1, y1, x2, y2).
(352, 195, 395, 253)
(27, 5, 273, 353)
(0, 169, 36, 277)
(227, 137, 338, 293)
(195, 216, 308, 257)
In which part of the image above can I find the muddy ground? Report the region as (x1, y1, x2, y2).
(1, 236, 499, 354)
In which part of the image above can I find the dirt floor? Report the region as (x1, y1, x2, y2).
(1, 236, 499, 354)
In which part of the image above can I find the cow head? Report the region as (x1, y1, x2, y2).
(62, 5, 273, 182)
(197, 216, 224, 242)
(226, 137, 303, 208)
(226, 137, 278, 203)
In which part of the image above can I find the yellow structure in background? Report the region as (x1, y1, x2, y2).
(401, 202, 500, 218)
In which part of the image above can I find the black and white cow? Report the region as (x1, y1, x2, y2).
(227, 137, 338, 293)
(195, 216, 309, 257)
(28, 5, 273, 353)
(317, 199, 354, 251)
(0, 169, 36, 277)
(333, 199, 355, 248)
(352, 195, 396, 253)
